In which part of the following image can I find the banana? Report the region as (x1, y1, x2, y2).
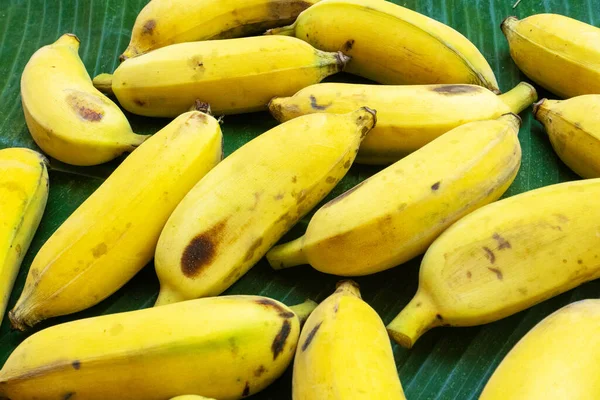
(0, 296, 316, 400)
(94, 36, 348, 117)
(293, 281, 405, 399)
(534, 95, 600, 178)
(268, 0, 498, 90)
(0, 148, 48, 326)
(480, 299, 600, 400)
(502, 14, 600, 99)
(267, 114, 522, 276)
(8, 110, 223, 331)
(121, 0, 320, 60)
(387, 179, 600, 349)
(154, 108, 376, 306)
(270, 82, 536, 164)
(21, 34, 149, 166)
(170, 396, 216, 400)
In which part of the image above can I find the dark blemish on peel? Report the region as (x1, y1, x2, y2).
(272, 320, 292, 360)
(254, 365, 267, 377)
(326, 176, 336, 184)
(578, 259, 583, 264)
(243, 237, 263, 262)
(71, 361, 81, 370)
(134, 98, 146, 107)
(432, 85, 481, 95)
(76, 107, 103, 121)
(431, 182, 441, 191)
(142, 19, 156, 35)
(301, 322, 323, 351)
(242, 382, 250, 397)
(255, 298, 295, 319)
(309, 95, 331, 111)
(64, 393, 75, 400)
(274, 192, 284, 200)
(344, 159, 352, 169)
(92, 243, 107, 258)
(436, 314, 443, 321)
(342, 39, 355, 51)
(483, 247, 496, 264)
(467, 271, 472, 278)
(181, 220, 228, 277)
(493, 233, 511, 250)
(518, 287, 528, 295)
(563, 259, 567, 263)
(488, 267, 503, 280)
(291, 176, 297, 183)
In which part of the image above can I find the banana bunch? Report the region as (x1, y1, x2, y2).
(9, 110, 223, 330)
(270, 82, 536, 164)
(0, 296, 316, 400)
(121, 0, 319, 60)
(293, 281, 405, 400)
(21, 34, 149, 166)
(267, 114, 521, 277)
(268, 0, 498, 90)
(94, 36, 348, 117)
(0, 148, 48, 326)
(387, 179, 600, 348)
(502, 14, 600, 98)
(155, 108, 376, 306)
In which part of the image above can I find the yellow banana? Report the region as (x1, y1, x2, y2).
(94, 36, 348, 117)
(0, 296, 316, 400)
(387, 179, 600, 348)
(121, 0, 320, 60)
(270, 82, 536, 164)
(534, 95, 600, 178)
(502, 14, 600, 99)
(9, 110, 223, 330)
(480, 299, 600, 400)
(155, 108, 376, 306)
(267, 114, 522, 276)
(170, 396, 216, 400)
(0, 148, 48, 326)
(21, 34, 149, 166)
(293, 281, 405, 400)
(268, 0, 498, 90)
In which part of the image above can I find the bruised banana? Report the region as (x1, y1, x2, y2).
(155, 108, 376, 306)
(121, 0, 319, 60)
(293, 281, 405, 400)
(0, 296, 316, 400)
(21, 34, 148, 166)
(270, 82, 536, 164)
(267, 114, 521, 276)
(9, 110, 222, 331)
(95, 36, 348, 117)
(268, 0, 498, 90)
(0, 148, 48, 327)
(387, 179, 600, 348)
(502, 14, 600, 98)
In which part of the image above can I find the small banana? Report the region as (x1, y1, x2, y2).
(270, 82, 536, 164)
(121, 0, 320, 60)
(0, 148, 48, 326)
(94, 36, 348, 117)
(268, 0, 498, 91)
(155, 108, 376, 306)
(502, 14, 600, 99)
(387, 179, 600, 348)
(534, 95, 600, 178)
(0, 296, 316, 400)
(21, 34, 149, 166)
(9, 110, 223, 330)
(267, 114, 521, 276)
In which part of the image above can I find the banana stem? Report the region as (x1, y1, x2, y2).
(266, 237, 308, 270)
(386, 292, 439, 349)
(335, 280, 361, 298)
(265, 24, 296, 36)
(93, 73, 115, 96)
(499, 82, 538, 114)
(290, 299, 318, 324)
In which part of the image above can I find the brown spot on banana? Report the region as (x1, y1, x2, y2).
(255, 298, 295, 319)
(326, 176, 336, 184)
(63, 393, 75, 400)
(71, 361, 81, 370)
(242, 382, 250, 397)
(243, 238, 263, 262)
(66, 92, 104, 121)
(431, 182, 441, 191)
(142, 19, 156, 35)
(342, 39, 355, 52)
(483, 247, 496, 264)
(301, 321, 323, 351)
(180, 219, 228, 277)
(92, 243, 107, 258)
(309, 95, 332, 111)
(488, 267, 503, 280)
(254, 365, 267, 377)
(493, 233, 511, 250)
(432, 85, 483, 95)
(272, 320, 292, 360)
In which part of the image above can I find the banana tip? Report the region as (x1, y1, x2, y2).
(8, 310, 29, 332)
(501, 112, 522, 127)
(387, 328, 414, 349)
(501, 16, 518, 33)
(336, 52, 352, 69)
(362, 106, 378, 128)
(532, 99, 547, 120)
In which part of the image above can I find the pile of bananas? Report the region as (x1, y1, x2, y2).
(1, 0, 600, 398)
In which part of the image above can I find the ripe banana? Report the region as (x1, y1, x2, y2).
(155, 108, 376, 306)
(267, 114, 522, 277)
(9, 110, 223, 330)
(534, 95, 600, 178)
(293, 281, 405, 400)
(480, 299, 600, 400)
(268, 0, 498, 90)
(0, 296, 316, 400)
(0, 148, 48, 326)
(94, 36, 348, 117)
(21, 34, 149, 166)
(121, 0, 319, 60)
(270, 82, 536, 164)
(387, 179, 600, 348)
(502, 14, 600, 99)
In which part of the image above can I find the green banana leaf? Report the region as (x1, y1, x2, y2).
(0, 0, 598, 398)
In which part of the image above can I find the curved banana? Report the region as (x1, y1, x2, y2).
(0, 148, 48, 326)
(268, 0, 498, 90)
(293, 281, 405, 399)
(9, 110, 223, 330)
(155, 108, 376, 306)
(0, 296, 316, 400)
(95, 36, 348, 117)
(502, 14, 600, 98)
(21, 34, 148, 166)
(534, 95, 600, 178)
(121, 0, 319, 60)
(270, 82, 536, 164)
(387, 179, 600, 348)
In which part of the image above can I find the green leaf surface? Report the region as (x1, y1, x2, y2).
(0, 0, 598, 398)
